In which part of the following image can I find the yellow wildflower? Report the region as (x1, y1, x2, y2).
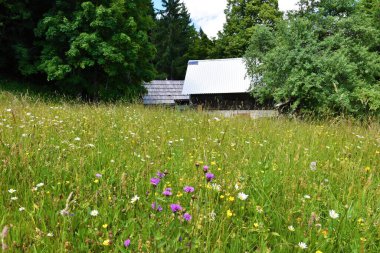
(365, 167, 370, 173)
(211, 161, 216, 165)
(220, 195, 225, 199)
(94, 179, 99, 184)
(316, 250, 323, 253)
(360, 237, 367, 242)
(217, 167, 222, 171)
(102, 224, 108, 229)
(176, 192, 183, 197)
(102, 239, 111, 246)
(228, 196, 235, 202)
(227, 209, 233, 218)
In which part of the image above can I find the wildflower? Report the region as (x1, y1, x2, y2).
(102, 224, 108, 229)
(288, 225, 295, 232)
(227, 209, 233, 218)
(47, 232, 54, 237)
(360, 237, 367, 242)
(163, 188, 172, 196)
(170, 204, 183, 213)
(329, 210, 339, 219)
(209, 211, 216, 221)
(94, 179, 99, 184)
(74, 137, 81, 141)
(237, 192, 248, 200)
(150, 178, 160, 186)
(19, 207, 25, 212)
(211, 183, 221, 191)
(304, 195, 311, 199)
(256, 206, 263, 213)
(10, 196, 18, 201)
(316, 250, 323, 253)
(157, 171, 165, 178)
(102, 239, 111, 246)
(36, 183, 44, 188)
(234, 183, 239, 190)
(183, 186, 194, 193)
(228, 196, 235, 202)
(220, 195, 225, 199)
(183, 213, 192, 221)
(95, 173, 102, 178)
(365, 167, 370, 173)
(205, 172, 215, 182)
(8, 189, 16, 194)
(151, 202, 163, 212)
(130, 195, 139, 203)
(90, 210, 99, 217)
(124, 239, 131, 247)
(310, 161, 317, 171)
(298, 242, 308, 249)
(203, 165, 209, 173)
(211, 161, 216, 165)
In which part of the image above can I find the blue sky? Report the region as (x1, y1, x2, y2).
(152, 0, 299, 38)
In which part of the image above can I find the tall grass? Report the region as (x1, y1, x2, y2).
(0, 91, 379, 252)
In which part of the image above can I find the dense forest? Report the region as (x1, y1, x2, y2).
(0, 0, 379, 116)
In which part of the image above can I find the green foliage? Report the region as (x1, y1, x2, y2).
(216, 0, 282, 58)
(245, 0, 380, 117)
(0, 0, 53, 77)
(35, 0, 155, 100)
(152, 0, 197, 80)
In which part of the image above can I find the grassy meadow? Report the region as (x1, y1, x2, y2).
(0, 91, 379, 252)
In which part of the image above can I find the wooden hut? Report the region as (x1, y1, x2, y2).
(143, 80, 189, 105)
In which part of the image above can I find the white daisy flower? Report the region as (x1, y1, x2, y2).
(288, 225, 295, 231)
(130, 195, 140, 204)
(90, 210, 99, 216)
(237, 192, 248, 200)
(11, 197, 18, 201)
(36, 183, 44, 188)
(329, 210, 339, 219)
(310, 161, 317, 171)
(19, 207, 25, 211)
(298, 242, 307, 249)
(8, 189, 16, 194)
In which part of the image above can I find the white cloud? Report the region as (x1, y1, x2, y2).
(279, 0, 299, 12)
(182, 0, 227, 38)
(182, 0, 300, 38)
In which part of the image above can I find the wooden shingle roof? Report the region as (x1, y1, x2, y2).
(143, 80, 189, 105)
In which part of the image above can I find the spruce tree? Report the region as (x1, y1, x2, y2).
(153, 0, 196, 80)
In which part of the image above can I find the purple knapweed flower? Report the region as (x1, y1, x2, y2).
(203, 165, 209, 173)
(183, 186, 194, 193)
(157, 171, 165, 179)
(124, 239, 131, 247)
(205, 172, 215, 182)
(95, 173, 102, 178)
(170, 204, 183, 213)
(150, 177, 160, 186)
(151, 202, 163, 212)
(183, 213, 192, 221)
(162, 188, 172, 196)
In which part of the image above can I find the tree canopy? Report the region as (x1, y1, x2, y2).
(245, 0, 380, 117)
(216, 0, 282, 58)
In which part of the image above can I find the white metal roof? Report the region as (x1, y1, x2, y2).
(182, 58, 252, 95)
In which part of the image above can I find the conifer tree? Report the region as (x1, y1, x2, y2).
(153, 0, 196, 80)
